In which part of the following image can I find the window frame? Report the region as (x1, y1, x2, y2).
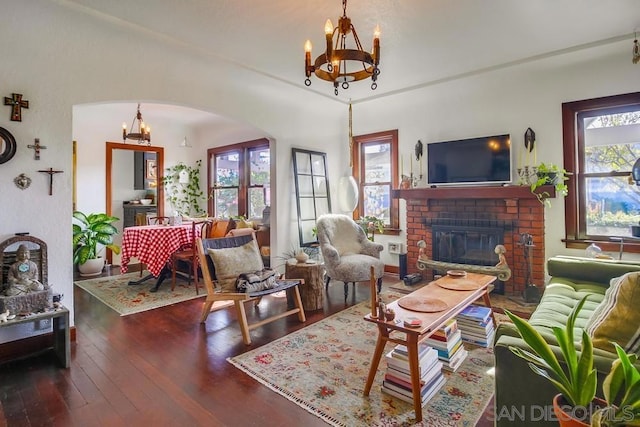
(352, 129, 400, 233)
(562, 92, 640, 253)
(207, 138, 270, 219)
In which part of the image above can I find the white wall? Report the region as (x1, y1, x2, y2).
(1, 2, 638, 332)
(0, 2, 343, 328)
(357, 42, 640, 264)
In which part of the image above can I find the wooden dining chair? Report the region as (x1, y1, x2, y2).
(171, 220, 213, 293)
(148, 216, 171, 225)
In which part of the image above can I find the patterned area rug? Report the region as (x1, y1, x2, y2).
(74, 272, 204, 316)
(228, 293, 495, 426)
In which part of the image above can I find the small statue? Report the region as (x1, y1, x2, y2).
(377, 297, 386, 318)
(384, 308, 396, 322)
(417, 239, 427, 260)
(495, 244, 508, 268)
(5, 244, 45, 296)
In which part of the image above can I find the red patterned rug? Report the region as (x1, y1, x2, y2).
(228, 292, 495, 426)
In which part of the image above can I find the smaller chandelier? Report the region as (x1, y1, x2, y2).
(633, 32, 639, 64)
(304, 0, 380, 96)
(122, 103, 151, 144)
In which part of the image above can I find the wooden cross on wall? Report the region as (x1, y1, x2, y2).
(4, 93, 29, 122)
(27, 138, 47, 160)
(38, 167, 63, 196)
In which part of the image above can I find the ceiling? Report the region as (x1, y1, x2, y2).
(63, 0, 639, 107)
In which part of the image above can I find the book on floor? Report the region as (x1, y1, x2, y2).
(441, 347, 468, 372)
(385, 359, 443, 390)
(386, 359, 442, 385)
(460, 328, 496, 348)
(381, 374, 446, 406)
(456, 305, 492, 323)
(391, 342, 432, 361)
(385, 346, 438, 373)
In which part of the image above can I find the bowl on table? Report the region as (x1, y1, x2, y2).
(140, 199, 153, 205)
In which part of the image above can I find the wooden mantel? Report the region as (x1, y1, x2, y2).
(392, 184, 556, 200)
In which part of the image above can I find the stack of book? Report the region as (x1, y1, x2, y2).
(424, 317, 468, 371)
(382, 344, 445, 406)
(455, 305, 496, 347)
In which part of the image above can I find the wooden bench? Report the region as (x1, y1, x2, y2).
(196, 235, 306, 345)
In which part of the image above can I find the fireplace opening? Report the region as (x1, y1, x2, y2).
(428, 216, 513, 294)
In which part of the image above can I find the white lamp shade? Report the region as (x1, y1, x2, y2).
(337, 175, 359, 212)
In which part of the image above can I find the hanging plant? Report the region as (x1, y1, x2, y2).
(161, 160, 207, 217)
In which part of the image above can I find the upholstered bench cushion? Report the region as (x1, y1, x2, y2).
(496, 277, 606, 346)
(332, 253, 385, 280)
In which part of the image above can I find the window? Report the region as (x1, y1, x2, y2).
(207, 138, 270, 220)
(352, 130, 399, 231)
(562, 92, 640, 251)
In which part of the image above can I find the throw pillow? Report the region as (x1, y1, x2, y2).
(207, 240, 264, 292)
(586, 272, 640, 355)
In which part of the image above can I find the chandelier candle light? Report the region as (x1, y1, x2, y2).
(304, 0, 380, 96)
(122, 103, 151, 144)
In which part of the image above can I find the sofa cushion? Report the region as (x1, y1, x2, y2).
(586, 272, 640, 355)
(207, 240, 263, 292)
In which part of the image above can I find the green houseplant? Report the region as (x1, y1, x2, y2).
(591, 343, 640, 427)
(357, 216, 385, 241)
(504, 296, 599, 425)
(530, 162, 571, 206)
(162, 160, 206, 217)
(72, 211, 121, 276)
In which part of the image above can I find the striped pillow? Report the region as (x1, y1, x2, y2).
(586, 272, 640, 355)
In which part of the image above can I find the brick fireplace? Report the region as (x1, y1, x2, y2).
(393, 185, 554, 296)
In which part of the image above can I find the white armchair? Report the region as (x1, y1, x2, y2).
(316, 214, 385, 299)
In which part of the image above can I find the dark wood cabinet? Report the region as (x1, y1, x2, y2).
(134, 151, 157, 190)
(123, 204, 157, 228)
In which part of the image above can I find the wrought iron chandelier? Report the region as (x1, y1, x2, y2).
(633, 32, 639, 64)
(304, 0, 380, 96)
(122, 103, 151, 145)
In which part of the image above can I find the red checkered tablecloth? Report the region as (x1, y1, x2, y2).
(120, 223, 197, 277)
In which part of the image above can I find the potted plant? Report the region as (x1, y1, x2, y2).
(162, 160, 207, 217)
(504, 296, 601, 426)
(530, 162, 571, 206)
(73, 211, 121, 276)
(591, 343, 640, 427)
(357, 216, 385, 241)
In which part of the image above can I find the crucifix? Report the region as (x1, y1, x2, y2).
(27, 138, 47, 160)
(4, 93, 29, 122)
(38, 167, 63, 196)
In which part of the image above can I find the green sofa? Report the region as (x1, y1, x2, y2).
(493, 255, 640, 427)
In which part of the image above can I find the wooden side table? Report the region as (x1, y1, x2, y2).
(285, 259, 324, 311)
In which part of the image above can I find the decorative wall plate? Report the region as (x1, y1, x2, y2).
(14, 173, 31, 190)
(0, 127, 17, 164)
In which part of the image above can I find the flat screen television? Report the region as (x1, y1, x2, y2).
(427, 134, 511, 185)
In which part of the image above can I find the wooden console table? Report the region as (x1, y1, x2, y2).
(363, 273, 496, 422)
(0, 306, 70, 368)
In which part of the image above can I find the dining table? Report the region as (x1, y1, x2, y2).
(120, 222, 200, 292)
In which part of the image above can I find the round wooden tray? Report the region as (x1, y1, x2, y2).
(447, 270, 467, 277)
(397, 296, 449, 313)
(436, 279, 483, 291)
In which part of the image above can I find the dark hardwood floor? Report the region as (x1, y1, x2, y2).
(0, 268, 494, 426)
